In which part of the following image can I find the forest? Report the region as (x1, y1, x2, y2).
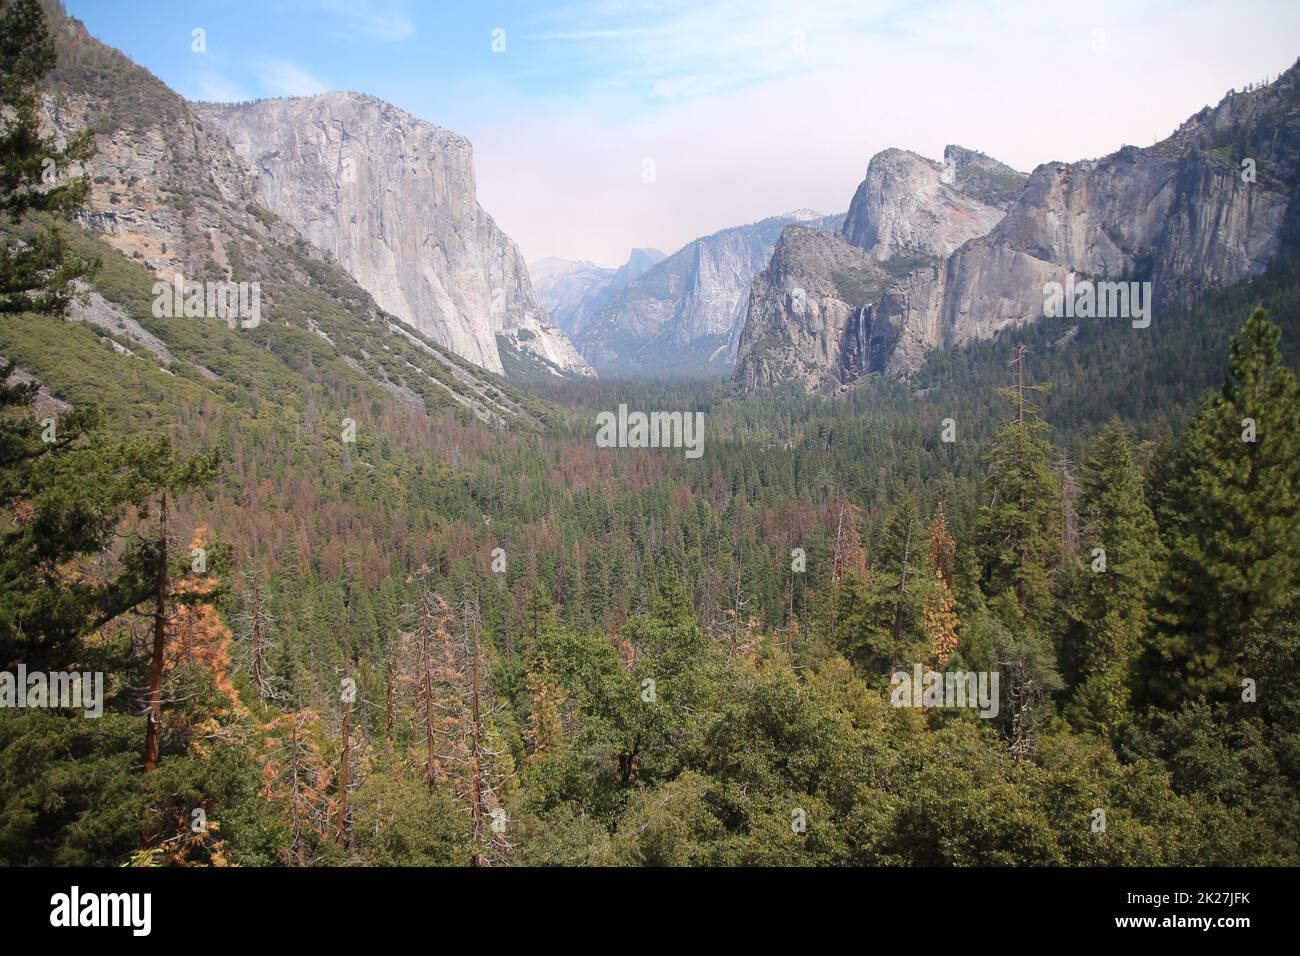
(2, 0, 1299, 868)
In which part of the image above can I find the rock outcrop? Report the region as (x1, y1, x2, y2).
(840, 145, 1023, 261)
(733, 226, 890, 393)
(736, 61, 1300, 393)
(576, 211, 840, 375)
(38, 3, 546, 426)
(194, 94, 593, 379)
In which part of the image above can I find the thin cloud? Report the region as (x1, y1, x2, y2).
(527, 28, 668, 40)
(522, 0, 894, 104)
(318, 0, 414, 41)
(465, 0, 1300, 264)
(193, 72, 252, 103)
(257, 59, 330, 97)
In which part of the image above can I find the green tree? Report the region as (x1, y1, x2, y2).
(1063, 420, 1162, 734)
(1, 0, 98, 315)
(971, 362, 1061, 625)
(1139, 309, 1300, 709)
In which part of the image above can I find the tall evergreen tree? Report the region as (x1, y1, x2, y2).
(1062, 420, 1162, 733)
(972, 353, 1061, 625)
(863, 500, 941, 671)
(1138, 308, 1300, 709)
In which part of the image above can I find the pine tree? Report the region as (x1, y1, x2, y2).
(815, 498, 867, 652)
(523, 655, 565, 760)
(137, 462, 223, 773)
(1139, 309, 1300, 708)
(0, 1, 214, 674)
(259, 709, 333, 865)
(398, 574, 460, 793)
(233, 567, 279, 703)
(866, 500, 935, 670)
(972, 349, 1060, 624)
(0, 0, 99, 315)
(1063, 420, 1161, 733)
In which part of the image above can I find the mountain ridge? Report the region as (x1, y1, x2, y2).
(571, 210, 842, 376)
(735, 61, 1300, 393)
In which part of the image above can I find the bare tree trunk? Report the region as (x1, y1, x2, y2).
(289, 715, 305, 866)
(468, 605, 487, 867)
(143, 492, 168, 774)
(422, 606, 437, 792)
(385, 661, 395, 755)
(251, 579, 265, 696)
(829, 502, 845, 647)
(890, 518, 913, 671)
(336, 652, 351, 846)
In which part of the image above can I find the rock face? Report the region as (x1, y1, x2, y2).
(841, 146, 1024, 261)
(735, 149, 1023, 391)
(43, 9, 287, 293)
(531, 258, 614, 335)
(194, 94, 593, 379)
(530, 248, 665, 338)
(737, 61, 1300, 393)
(733, 226, 890, 393)
(39, 4, 543, 427)
(576, 211, 841, 375)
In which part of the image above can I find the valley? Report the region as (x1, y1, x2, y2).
(1, 0, 1298, 879)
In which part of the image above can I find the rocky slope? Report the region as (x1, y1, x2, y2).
(576, 211, 841, 375)
(841, 145, 1024, 261)
(919, 69, 1300, 350)
(33, 1, 544, 427)
(737, 62, 1300, 393)
(733, 226, 890, 392)
(193, 94, 593, 380)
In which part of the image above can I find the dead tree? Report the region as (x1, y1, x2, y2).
(143, 492, 169, 774)
(399, 574, 460, 793)
(335, 650, 352, 846)
(998, 653, 1038, 762)
(454, 586, 512, 866)
(890, 514, 915, 671)
(261, 708, 332, 865)
(233, 567, 279, 702)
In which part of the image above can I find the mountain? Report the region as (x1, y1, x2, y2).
(530, 257, 614, 334)
(736, 65, 1300, 393)
(530, 247, 665, 337)
(840, 145, 1025, 261)
(573, 211, 840, 375)
(736, 147, 1024, 391)
(24, 1, 548, 426)
(191, 94, 593, 381)
(733, 225, 892, 393)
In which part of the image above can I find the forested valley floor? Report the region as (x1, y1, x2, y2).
(4, 238, 1299, 865)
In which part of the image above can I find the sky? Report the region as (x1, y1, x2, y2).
(64, 0, 1300, 268)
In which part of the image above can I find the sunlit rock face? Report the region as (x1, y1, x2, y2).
(196, 93, 593, 379)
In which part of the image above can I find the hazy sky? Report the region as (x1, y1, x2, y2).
(66, 0, 1300, 268)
